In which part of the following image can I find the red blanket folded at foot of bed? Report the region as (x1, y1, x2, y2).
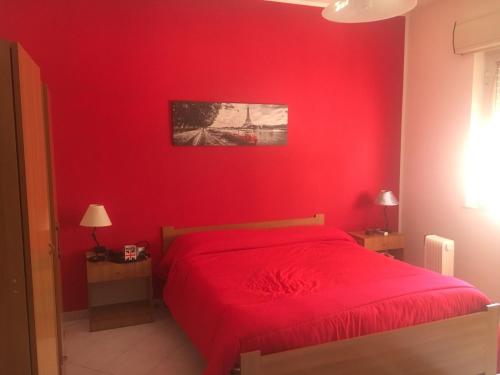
(157, 226, 492, 375)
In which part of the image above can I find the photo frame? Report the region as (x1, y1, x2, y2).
(171, 101, 288, 146)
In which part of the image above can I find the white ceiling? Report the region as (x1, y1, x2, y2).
(417, 0, 440, 6)
(265, 0, 438, 9)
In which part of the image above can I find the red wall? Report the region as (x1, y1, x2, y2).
(0, 0, 405, 311)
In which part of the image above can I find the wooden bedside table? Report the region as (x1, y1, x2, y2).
(86, 255, 153, 331)
(349, 231, 405, 261)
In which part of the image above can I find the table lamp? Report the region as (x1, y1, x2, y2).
(80, 204, 112, 255)
(375, 190, 399, 232)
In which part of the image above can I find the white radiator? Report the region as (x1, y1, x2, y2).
(424, 235, 455, 276)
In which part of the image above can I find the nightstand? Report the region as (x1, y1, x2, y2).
(86, 254, 153, 331)
(349, 231, 405, 261)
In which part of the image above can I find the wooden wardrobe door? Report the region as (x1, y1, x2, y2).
(0, 40, 33, 375)
(42, 85, 65, 374)
(12, 43, 61, 375)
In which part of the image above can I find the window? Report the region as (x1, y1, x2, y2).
(496, 62, 500, 111)
(465, 50, 500, 215)
(484, 50, 500, 121)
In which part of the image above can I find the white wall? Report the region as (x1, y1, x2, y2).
(401, 0, 500, 301)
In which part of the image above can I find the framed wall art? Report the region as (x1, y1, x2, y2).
(171, 101, 288, 146)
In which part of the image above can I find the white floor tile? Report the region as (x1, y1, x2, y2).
(63, 306, 204, 375)
(65, 362, 112, 375)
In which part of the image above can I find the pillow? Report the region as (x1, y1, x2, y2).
(156, 225, 354, 280)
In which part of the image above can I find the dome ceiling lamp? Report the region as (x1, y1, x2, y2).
(322, 0, 418, 23)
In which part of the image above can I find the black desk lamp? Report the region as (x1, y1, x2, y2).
(375, 190, 399, 232)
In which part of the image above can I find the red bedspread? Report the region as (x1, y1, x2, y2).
(158, 226, 490, 375)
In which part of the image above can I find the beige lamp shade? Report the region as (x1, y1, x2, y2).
(375, 190, 399, 206)
(80, 204, 112, 227)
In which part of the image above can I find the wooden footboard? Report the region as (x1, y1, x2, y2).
(241, 303, 500, 375)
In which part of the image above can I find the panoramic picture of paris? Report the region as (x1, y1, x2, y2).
(172, 101, 288, 146)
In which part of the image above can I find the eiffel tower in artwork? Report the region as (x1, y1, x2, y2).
(243, 106, 254, 128)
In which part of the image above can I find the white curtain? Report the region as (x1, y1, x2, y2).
(465, 60, 500, 212)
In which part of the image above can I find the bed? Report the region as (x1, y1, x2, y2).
(159, 214, 499, 375)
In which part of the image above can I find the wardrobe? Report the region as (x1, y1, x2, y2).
(0, 40, 63, 375)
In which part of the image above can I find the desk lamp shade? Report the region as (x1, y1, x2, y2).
(376, 190, 399, 207)
(375, 190, 399, 231)
(80, 204, 112, 227)
(80, 204, 111, 252)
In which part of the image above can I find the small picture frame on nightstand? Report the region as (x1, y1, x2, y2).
(124, 245, 138, 261)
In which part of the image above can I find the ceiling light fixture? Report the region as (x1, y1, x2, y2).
(322, 0, 418, 23)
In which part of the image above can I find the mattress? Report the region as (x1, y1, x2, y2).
(157, 226, 490, 375)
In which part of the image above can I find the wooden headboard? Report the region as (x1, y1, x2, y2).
(161, 213, 325, 254)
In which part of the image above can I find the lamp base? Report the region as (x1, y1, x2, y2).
(87, 248, 107, 262)
(365, 228, 390, 236)
(374, 228, 390, 236)
(94, 245, 107, 254)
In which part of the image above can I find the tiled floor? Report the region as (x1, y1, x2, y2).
(64, 306, 205, 375)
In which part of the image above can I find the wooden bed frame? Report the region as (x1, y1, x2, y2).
(161, 214, 500, 375)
